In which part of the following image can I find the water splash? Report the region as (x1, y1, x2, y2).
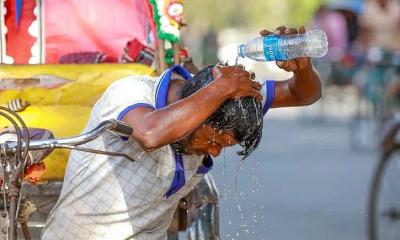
(234, 160, 245, 195)
(253, 100, 261, 126)
(138, 151, 146, 160)
(235, 98, 245, 118)
(235, 55, 240, 66)
(223, 151, 266, 239)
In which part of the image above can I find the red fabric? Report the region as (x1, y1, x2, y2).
(120, 38, 154, 65)
(59, 52, 118, 64)
(125, 39, 143, 60)
(3, 0, 157, 64)
(179, 48, 189, 59)
(44, 0, 155, 63)
(5, 0, 36, 64)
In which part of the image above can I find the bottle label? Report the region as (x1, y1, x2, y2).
(263, 35, 286, 61)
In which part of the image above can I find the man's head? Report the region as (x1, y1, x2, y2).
(173, 65, 263, 159)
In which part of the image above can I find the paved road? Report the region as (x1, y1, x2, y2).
(211, 104, 378, 240)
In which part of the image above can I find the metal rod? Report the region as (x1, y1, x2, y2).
(1, 120, 115, 153)
(58, 145, 135, 162)
(172, 42, 180, 65)
(155, 42, 161, 75)
(159, 40, 167, 72)
(9, 187, 18, 240)
(21, 222, 31, 240)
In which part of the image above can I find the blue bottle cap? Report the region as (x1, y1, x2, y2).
(238, 44, 245, 58)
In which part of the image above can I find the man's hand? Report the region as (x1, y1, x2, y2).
(259, 26, 322, 107)
(212, 65, 262, 101)
(260, 26, 312, 72)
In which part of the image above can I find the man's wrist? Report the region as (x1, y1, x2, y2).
(210, 76, 234, 99)
(293, 64, 314, 75)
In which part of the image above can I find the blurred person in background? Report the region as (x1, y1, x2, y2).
(310, 3, 362, 87)
(358, 0, 400, 52)
(311, 5, 349, 63)
(305, 4, 350, 122)
(355, 0, 400, 119)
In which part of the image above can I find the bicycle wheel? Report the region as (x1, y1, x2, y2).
(368, 150, 400, 240)
(349, 95, 377, 150)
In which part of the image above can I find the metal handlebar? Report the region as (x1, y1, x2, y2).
(0, 119, 133, 158)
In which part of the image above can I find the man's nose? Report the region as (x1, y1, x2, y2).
(208, 145, 222, 157)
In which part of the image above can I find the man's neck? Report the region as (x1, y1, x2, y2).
(167, 79, 186, 105)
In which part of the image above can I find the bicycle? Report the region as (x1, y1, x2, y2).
(0, 106, 134, 240)
(368, 114, 400, 240)
(350, 49, 400, 150)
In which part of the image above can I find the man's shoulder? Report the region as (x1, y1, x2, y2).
(101, 75, 157, 100)
(110, 75, 157, 88)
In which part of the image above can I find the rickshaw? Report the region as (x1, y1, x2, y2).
(0, 1, 218, 239)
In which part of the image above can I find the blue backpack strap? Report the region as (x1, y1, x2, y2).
(164, 153, 186, 199)
(156, 65, 192, 109)
(197, 155, 213, 174)
(159, 65, 192, 198)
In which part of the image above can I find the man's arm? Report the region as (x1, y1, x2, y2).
(122, 66, 262, 151)
(260, 26, 322, 108)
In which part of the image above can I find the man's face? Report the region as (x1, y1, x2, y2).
(183, 124, 237, 157)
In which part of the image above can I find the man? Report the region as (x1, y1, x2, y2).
(358, 0, 400, 52)
(41, 26, 321, 240)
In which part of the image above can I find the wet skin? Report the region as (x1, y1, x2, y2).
(178, 124, 237, 157)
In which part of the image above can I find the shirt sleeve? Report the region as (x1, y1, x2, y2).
(261, 80, 275, 116)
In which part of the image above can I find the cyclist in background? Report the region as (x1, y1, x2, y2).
(356, 0, 400, 115)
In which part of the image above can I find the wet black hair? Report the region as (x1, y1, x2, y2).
(181, 65, 263, 159)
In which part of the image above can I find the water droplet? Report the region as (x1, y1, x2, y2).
(237, 205, 242, 212)
(138, 151, 146, 159)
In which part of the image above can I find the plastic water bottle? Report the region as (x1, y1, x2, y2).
(237, 30, 328, 61)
